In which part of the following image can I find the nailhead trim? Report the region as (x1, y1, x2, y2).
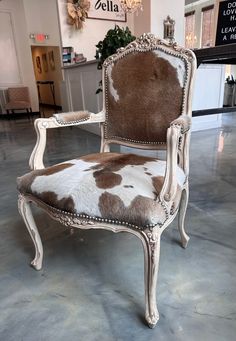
(53, 112, 90, 126)
(33, 197, 175, 231)
(55, 117, 89, 126)
(108, 136, 166, 145)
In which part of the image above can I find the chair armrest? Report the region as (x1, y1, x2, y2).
(53, 110, 93, 125)
(29, 111, 105, 170)
(170, 115, 191, 134)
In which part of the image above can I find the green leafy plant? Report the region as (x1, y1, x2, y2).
(95, 25, 135, 93)
(226, 75, 235, 85)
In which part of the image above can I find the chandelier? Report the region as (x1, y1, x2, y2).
(120, 0, 143, 14)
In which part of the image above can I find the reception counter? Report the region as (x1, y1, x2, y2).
(61, 60, 102, 134)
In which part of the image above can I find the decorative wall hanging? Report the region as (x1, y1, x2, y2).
(88, 0, 126, 22)
(42, 53, 48, 73)
(163, 16, 175, 43)
(67, 0, 91, 29)
(36, 56, 42, 74)
(48, 50, 55, 71)
(120, 0, 142, 14)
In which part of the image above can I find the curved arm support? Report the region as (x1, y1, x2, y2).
(159, 125, 181, 203)
(170, 114, 191, 134)
(29, 111, 105, 170)
(171, 114, 191, 176)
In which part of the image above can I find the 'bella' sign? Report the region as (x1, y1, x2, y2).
(216, 0, 236, 45)
(88, 0, 126, 22)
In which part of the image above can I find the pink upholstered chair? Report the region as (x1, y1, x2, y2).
(17, 34, 196, 328)
(5, 87, 32, 114)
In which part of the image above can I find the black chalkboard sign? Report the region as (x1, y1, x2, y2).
(216, 0, 236, 45)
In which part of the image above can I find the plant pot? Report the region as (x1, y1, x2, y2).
(223, 83, 234, 106)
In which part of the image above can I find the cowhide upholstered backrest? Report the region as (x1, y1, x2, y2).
(102, 33, 196, 149)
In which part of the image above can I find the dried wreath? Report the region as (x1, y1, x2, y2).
(67, 0, 90, 30)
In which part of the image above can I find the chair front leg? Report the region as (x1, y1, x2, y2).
(18, 195, 43, 270)
(141, 229, 161, 328)
(178, 183, 190, 248)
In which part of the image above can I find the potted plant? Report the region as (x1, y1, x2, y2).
(95, 25, 135, 93)
(224, 75, 235, 107)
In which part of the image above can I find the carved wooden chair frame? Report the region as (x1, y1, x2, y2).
(18, 34, 196, 328)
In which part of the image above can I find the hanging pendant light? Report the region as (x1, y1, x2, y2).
(120, 0, 143, 14)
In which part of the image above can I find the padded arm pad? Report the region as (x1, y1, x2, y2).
(170, 115, 191, 134)
(53, 111, 91, 124)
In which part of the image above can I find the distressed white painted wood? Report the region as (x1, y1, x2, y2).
(178, 183, 190, 248)
(18, 195, 43, 270)
(29, 111, 105, 170)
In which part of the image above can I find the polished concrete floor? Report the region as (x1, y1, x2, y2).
(0, 114, 235, 340)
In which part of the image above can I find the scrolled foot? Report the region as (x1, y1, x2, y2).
(146, 312, 159, 329)
(31, 256, 42, 271)
(178, 186, 190, 249)
(181, 234, 190, 249)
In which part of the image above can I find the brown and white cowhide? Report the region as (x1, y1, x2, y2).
(105, 51, 186, 144)
(17, 153, 185, 228)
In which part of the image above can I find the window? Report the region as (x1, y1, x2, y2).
(201, 5, 214, 48)
(185, 11, 196, 49)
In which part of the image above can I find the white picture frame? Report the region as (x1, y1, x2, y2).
(88, 0, 126, 22)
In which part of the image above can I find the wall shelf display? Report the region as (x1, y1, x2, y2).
(88, 0, 126, 22)
(62, 47, 75, 65)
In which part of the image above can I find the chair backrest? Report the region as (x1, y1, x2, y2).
(8, 87, 30, 102)
(102, 33, 196, 149)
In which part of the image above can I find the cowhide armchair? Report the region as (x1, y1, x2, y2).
(17, 34, 196, 328)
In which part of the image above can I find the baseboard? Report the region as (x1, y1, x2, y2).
(0, 112, 40, 119)
(39, 103, 62, 110)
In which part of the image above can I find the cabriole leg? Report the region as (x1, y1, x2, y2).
(18, 195, 43, 270)
(178, 185, 190, 248)
(142, 230, 160, 328)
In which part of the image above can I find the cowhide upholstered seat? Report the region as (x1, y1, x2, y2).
(17, 153, 186, 229)
(17, 33, 196, 329)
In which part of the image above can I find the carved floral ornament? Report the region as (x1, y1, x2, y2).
(67, 0, 91, 29)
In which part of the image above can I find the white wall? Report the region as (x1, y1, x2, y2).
(23, 0, 63, 109)
(0, 0, 38, 111)
(134, 0, 185, 44)
(23, 0, 61, 47)
(134, 0, 151, 37)
(193, 64, 225, 110)
(57, 0, 134, 61)
(151, 0, 185, 45)
(0, 0, 63, 113)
